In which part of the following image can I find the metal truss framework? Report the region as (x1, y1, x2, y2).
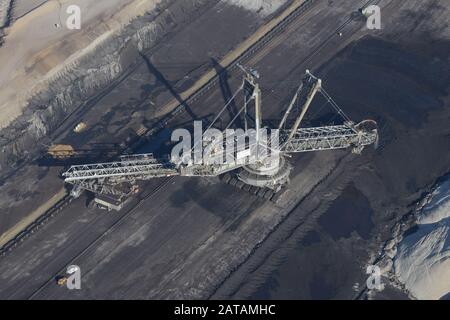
(63, 124, 376, 183)
(62, 70, 378, 198)
(281, 124, 377, 153)
(63, 154, 178, 182)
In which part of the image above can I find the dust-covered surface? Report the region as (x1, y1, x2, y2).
(0, 0, 275, 243)
(0, 0, 449, 300)
(0, 0, 162, 129)
(0, 0, 295, 299)
(223, 0, 288, 17)
(9, 0, 48, 20)
(222, 0, 450, 300)
(0, 0, 11, 28)
(0, 0, 12, 45)
(394, 177, 450, 300)
(0, 0, 368, 299)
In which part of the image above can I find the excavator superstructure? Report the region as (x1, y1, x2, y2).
(62, 68, 378, 210)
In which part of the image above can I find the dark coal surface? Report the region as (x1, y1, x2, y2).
(246, 33, 450, 300)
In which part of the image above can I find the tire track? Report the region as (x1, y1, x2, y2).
(26, 176, 174, 299)
(0, 0, 317, 258)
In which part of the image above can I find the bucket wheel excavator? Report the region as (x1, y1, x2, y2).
(62, 67, 378, 210)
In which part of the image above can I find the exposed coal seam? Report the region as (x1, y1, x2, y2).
(207, 153, 361, 299)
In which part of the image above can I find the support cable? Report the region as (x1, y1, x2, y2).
(188, 83, 244, 156)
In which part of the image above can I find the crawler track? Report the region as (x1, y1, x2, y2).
(0, 0, 318, 257)
(0, 0, 382, 271)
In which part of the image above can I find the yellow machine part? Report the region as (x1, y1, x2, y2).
(74, 122, 87, 133)
(57, 277, 67, 286)
(48, 144, 76, 159)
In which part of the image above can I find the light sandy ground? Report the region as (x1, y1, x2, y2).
(0, 0, 306, 254)
(224, 0, 287, 17)
(0, 0, 162, 129)
(394, 178, 450, 300)
(9, 0, 48, 20)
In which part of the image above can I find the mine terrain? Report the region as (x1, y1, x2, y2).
(0, 0, 449, 299)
